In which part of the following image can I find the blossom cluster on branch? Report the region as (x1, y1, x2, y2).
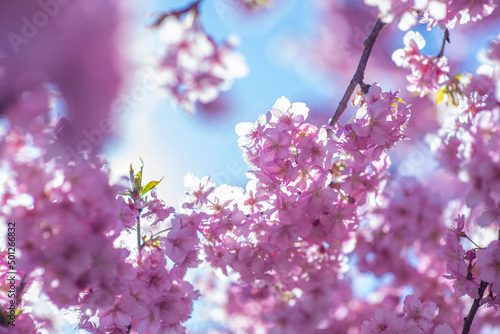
(153, 2, 248, 114)
(365, 0, 496, 30)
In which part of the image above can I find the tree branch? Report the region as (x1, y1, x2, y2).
(329, 18, 385, 127)
(152, 0, 203, 27)
(462, 280, 488, 334)
(152, 227, 172, 239)
(436, 28, 450, 58)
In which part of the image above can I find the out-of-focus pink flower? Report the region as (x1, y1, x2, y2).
(163, 218, 199, 264)
(0, 0, 124, 151)
(403, 295, 438, 332)
(156, 13, 248, 114)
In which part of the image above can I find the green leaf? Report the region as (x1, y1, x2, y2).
(133, 159, 144, 192)
(141, 177, 164, 196)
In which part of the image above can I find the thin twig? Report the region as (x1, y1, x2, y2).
(462, 280, 488, 334)
(465, 236, 481, 248)
(152, 227, 173, 239)
(151, 0, 203, 27)
(329, 18, 385, 127)
(436, 29, 450, 58)
(136, 208, 143, 253)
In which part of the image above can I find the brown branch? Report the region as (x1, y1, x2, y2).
(462, 280, 488, 334)
(329, 18, 385, 127)
(436, 28, 450, 58)
(151, 0, 203, 27)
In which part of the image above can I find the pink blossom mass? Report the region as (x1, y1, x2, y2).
(0, 0, 499, 333)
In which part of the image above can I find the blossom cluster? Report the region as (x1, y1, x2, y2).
(437, 214, 500, 310)
(155, 8, 248, 114)
(179, 87, 412, 332)
(1, 131, 127, 311)
(77, 164, 200, 333)
(336, 84, 411, 162)
(79, 245, 199, 334)
(356, 177, 445, 276)
(0, 121, 199, 333)
(392, 31, 450, 97)
(0, 126, 129, 332)
(362, 294, 451, 334)
(428, 35, 500, 227)
(365, 0, 496, 30)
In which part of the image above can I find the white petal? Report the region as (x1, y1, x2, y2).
(235, 122, 254, 136)
(391, 49, 406, 67)
(398, 12, 418, 31)
(271, 96, 291, 118)
(428, 1, 447, 21)
(159, 17, 185, 44)
(290, 102, 309, 120)
(403, 31, 425, 50)
(183, 173, 199, 189)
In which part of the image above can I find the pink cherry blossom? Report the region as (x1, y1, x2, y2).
(392, 31, 449, 96)
(402, 295, 438, 332)
(477, 240, 500, 294)
(269, 96, 309, 130)
(182, 173, 216, 209)
(361, 308, 396, 333)
(436, 232, 465, 270)
(163, 218, 199, 264)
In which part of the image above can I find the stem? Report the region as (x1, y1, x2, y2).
(462, 280, 488, 334)
(465, 236, 481, 249)
(152, 227, 173, 239)
(137, 208, 143, 253)
(436, 29, 450, 58)
(329, 18, 385, 127)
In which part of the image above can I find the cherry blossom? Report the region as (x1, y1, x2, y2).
(392, 31, 450, 96)
(154, 8, 248, 114)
